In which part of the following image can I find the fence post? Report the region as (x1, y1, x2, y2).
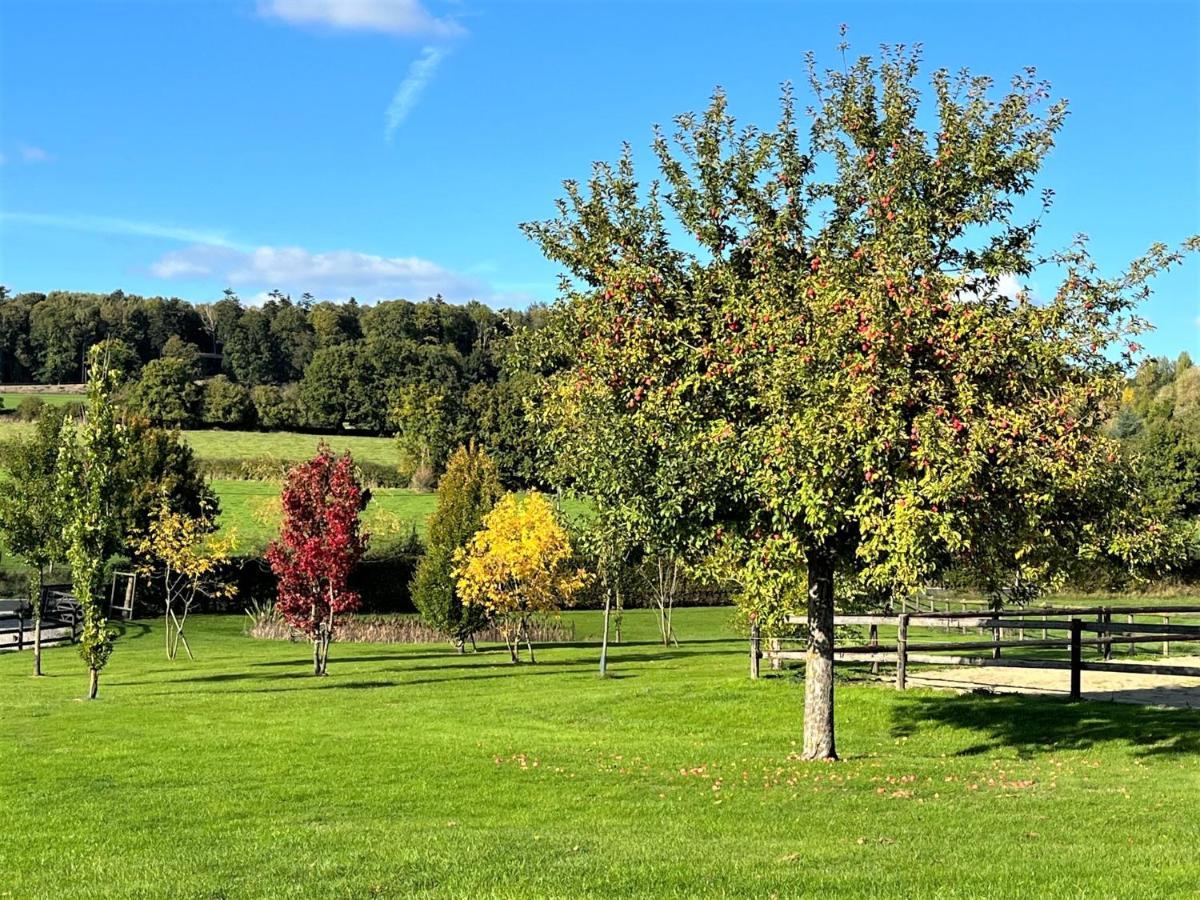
(1127, 614, 1135, 656)
(749, 623, 761, 680)
(17, 614, 24, 652)
(1163, 616, 1171, 658)
(896, 614, 909, 691)
(992, 620, 1001, 660)
(769, 637, 782, 671)
(869, 623, 880, 677)
(1069, 618, 1082, 701)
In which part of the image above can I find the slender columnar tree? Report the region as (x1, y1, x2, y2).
(58, 354, 130, 699)
(411, 441, 503, 651)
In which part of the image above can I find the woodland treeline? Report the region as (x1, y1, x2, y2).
(0, 288, 545, 486)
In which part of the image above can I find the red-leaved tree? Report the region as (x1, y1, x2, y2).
(266, 446, 370, 675)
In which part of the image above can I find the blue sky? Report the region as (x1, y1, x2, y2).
(1, 0, 1197, 356)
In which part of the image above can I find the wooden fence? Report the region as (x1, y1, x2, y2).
(749, 604, 1200, 700)
(0, 592, 84, 652)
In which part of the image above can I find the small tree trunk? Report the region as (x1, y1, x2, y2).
(32, 567, 44, 677)
(614, 584, 623, 644)
(802, 547, 837, 761)
(524, 618, 536, 664)
(87, 667, 99, 700)
(599, 586, 613, 677)
(312, 637, 322, 675)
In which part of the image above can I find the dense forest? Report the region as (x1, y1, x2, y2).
(0, 288, 546, 486)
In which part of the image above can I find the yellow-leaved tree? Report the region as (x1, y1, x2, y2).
(136, 498, 236, 660)
(453, 492, 587, 663)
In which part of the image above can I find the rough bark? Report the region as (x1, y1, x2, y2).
(802, 547, 837, 761)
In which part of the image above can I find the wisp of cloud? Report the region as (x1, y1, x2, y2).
(385, 46, 446, 141)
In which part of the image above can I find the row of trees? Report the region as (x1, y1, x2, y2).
(269, 442, 584, 674)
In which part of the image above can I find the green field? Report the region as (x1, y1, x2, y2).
(212, 478, 436, 551)
(3, 607, 1199, 897)
(183, 429, 400, 468)
(0, 391, 84, 409)
(0, 418, 400, 469)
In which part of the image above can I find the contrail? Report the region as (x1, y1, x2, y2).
(385, 45, 447, 141)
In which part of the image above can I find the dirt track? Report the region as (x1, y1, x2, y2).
(909, 655, 1200, 709)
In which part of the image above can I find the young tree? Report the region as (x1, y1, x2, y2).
(135, 498, 234, 660)
(0, 407, 68, 676)
(453, 492, 587, 662)
(265, 447, 370, 675)
(58, 354, 130, 699)
(524, 39, 1196, 758)
(578, 507, 637, 676)
(411, 442, 503, 651)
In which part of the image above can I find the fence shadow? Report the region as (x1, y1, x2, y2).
(890, 691, 1200, 759)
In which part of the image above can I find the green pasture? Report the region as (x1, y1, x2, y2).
(2, 607, 1199, 897)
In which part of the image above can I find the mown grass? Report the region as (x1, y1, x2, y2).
(3, 608, 1199, 897)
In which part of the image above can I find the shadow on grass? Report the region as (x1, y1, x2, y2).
(891, 691, 1200, 759)
(112, 621, 152, 641)
(134, 665, 632, 696)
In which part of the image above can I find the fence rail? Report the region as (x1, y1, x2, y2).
(0, 594, 83, 652)
(752, 603, 1200, 700)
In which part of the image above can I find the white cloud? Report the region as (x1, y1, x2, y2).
(19, 145, 51, 163)
(0, 211, 245, 248)
(258, 0, 462, 38)
(385, 45, 446, 139)
(995, 272, 1024, 299)
(150, 242, 493, 303)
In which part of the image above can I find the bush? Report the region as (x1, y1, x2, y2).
(128, 357, 201, 427)
(202, 376, 255, 428)
(251, 384, 305, 430)
(15, 396, 46, 421)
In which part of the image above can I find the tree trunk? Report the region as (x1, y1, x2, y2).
(87, 667, 99, 700)
(165, 599, 174, 659)
(599, 586, 613, 677)
(614, 584, 623, 644)
(32, 567, 44, 677)
(802, 547, 837, 761)
(312, 637, 322, 675)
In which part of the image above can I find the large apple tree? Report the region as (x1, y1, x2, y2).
(523, 40, 1196, 759)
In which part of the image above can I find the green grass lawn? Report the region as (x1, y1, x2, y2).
(3, 607, 1199, 897)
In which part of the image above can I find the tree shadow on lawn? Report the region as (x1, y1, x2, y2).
(145, 666, 625, 696)
(248, 642, 741, 668)
(891, 691, 1200, 759)
(112, 621, 152, 641)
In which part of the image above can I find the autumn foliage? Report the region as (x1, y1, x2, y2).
(266, 446, 370, 675)
(454, 492, 587, 662)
